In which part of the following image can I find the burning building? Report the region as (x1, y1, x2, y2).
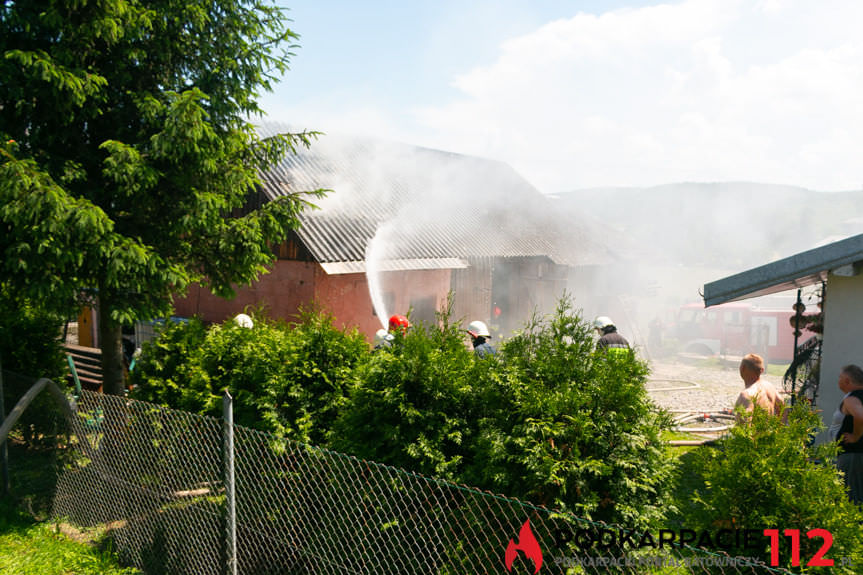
(173, 127, 615, 340)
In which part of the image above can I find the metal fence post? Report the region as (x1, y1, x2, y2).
(0, 357, 9, 496)
(223, 391, 237, 575)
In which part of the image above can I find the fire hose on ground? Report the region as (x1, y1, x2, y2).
(647, 378, 735, 445)
(645, 378, 700, 392)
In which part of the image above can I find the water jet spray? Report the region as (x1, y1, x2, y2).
(365, 221, 396, 329)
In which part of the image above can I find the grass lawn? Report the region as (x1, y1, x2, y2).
(663, 429, 714, 460)
(765, 362, 790, 378)
(0, 500, 138, 575)
(662, 429, 706, 443)
(0, 437, 139, 574)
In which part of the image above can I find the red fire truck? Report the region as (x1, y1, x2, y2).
(673, 302, 816, 364)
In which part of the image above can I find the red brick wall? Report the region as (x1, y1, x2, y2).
(313, 269, 378, 335)
(173, 260, 317, 323)
(172, 262, 452, 342)
(316, 268, 453, 338)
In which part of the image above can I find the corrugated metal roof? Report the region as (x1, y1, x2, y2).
(703, 233, 863, 306)
(257, 124, 615, 270)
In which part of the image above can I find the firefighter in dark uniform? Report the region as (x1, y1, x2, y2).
(594, 316, 630, 354)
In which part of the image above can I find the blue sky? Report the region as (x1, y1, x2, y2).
(261, 1, 863, 194)
(264, 1, 648, 115)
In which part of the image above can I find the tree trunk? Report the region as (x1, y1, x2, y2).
(98, 300, 125, 395)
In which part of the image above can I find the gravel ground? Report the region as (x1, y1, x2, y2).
(646, 358, 747, 414)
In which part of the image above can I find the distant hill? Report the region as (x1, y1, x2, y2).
(552, 182, 863, 270)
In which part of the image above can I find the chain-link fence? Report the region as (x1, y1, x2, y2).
(47, 389, 800, 575)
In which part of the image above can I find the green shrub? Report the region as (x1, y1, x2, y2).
(0, 285, 68, 444)
(329, 309, 475, 481)
(0, 285, 67, 380)
(333, 296, 674, 529)
(130, 308, 368, 444)
(259, 307, 370, 444)
(132, 297, 673, 530)
(675, 403, 863, 573)
(465, 297, 675, 529)
(127, 317, 208, 410)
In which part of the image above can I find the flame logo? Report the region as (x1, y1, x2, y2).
(505, 519, 543, 573)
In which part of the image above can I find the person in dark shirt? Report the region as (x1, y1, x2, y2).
(467, 320, 496, 358)
(834, 364, 863, 503)
(593, 316, 630, 354)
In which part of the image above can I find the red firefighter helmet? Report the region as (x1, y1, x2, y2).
(388, 314, 410, 333)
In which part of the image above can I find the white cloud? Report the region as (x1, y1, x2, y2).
(412, 0, 863, 192)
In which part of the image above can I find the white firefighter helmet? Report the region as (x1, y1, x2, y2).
(593, 316, 614, 330)
(467, 320, 491, 338)
(374, 328, 394, 345)
(233, 313, 254, 329)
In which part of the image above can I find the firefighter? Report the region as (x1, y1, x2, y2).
(467, 320, 496, 358)
(594, 316, 630, 354)
(388, 314, 410, 335)
(372, 328, 394, 351)
(373, 315, 409, 351)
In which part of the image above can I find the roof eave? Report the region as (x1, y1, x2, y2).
(320, 258, 469, 275)
(703, 234, 863, 307)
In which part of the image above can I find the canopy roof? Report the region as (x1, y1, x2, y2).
(703, 234, 863, 306)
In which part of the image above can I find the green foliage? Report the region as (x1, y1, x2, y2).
(466, 298, 675, 529)
(130, 309, 368, 444)
(674, 404, 863, 573)
(273, 307, 371, 444)
(126, 318, 209, 411)
(330, 310, 476, 480)
(0, 285, 66, 380)
(333, 296, 675, 528)
(1, 0, 321, 394)
(0, 284, 68, 444)
(133, 296, 674, 529)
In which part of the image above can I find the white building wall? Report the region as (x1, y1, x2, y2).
(815, 271, 863, 444)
